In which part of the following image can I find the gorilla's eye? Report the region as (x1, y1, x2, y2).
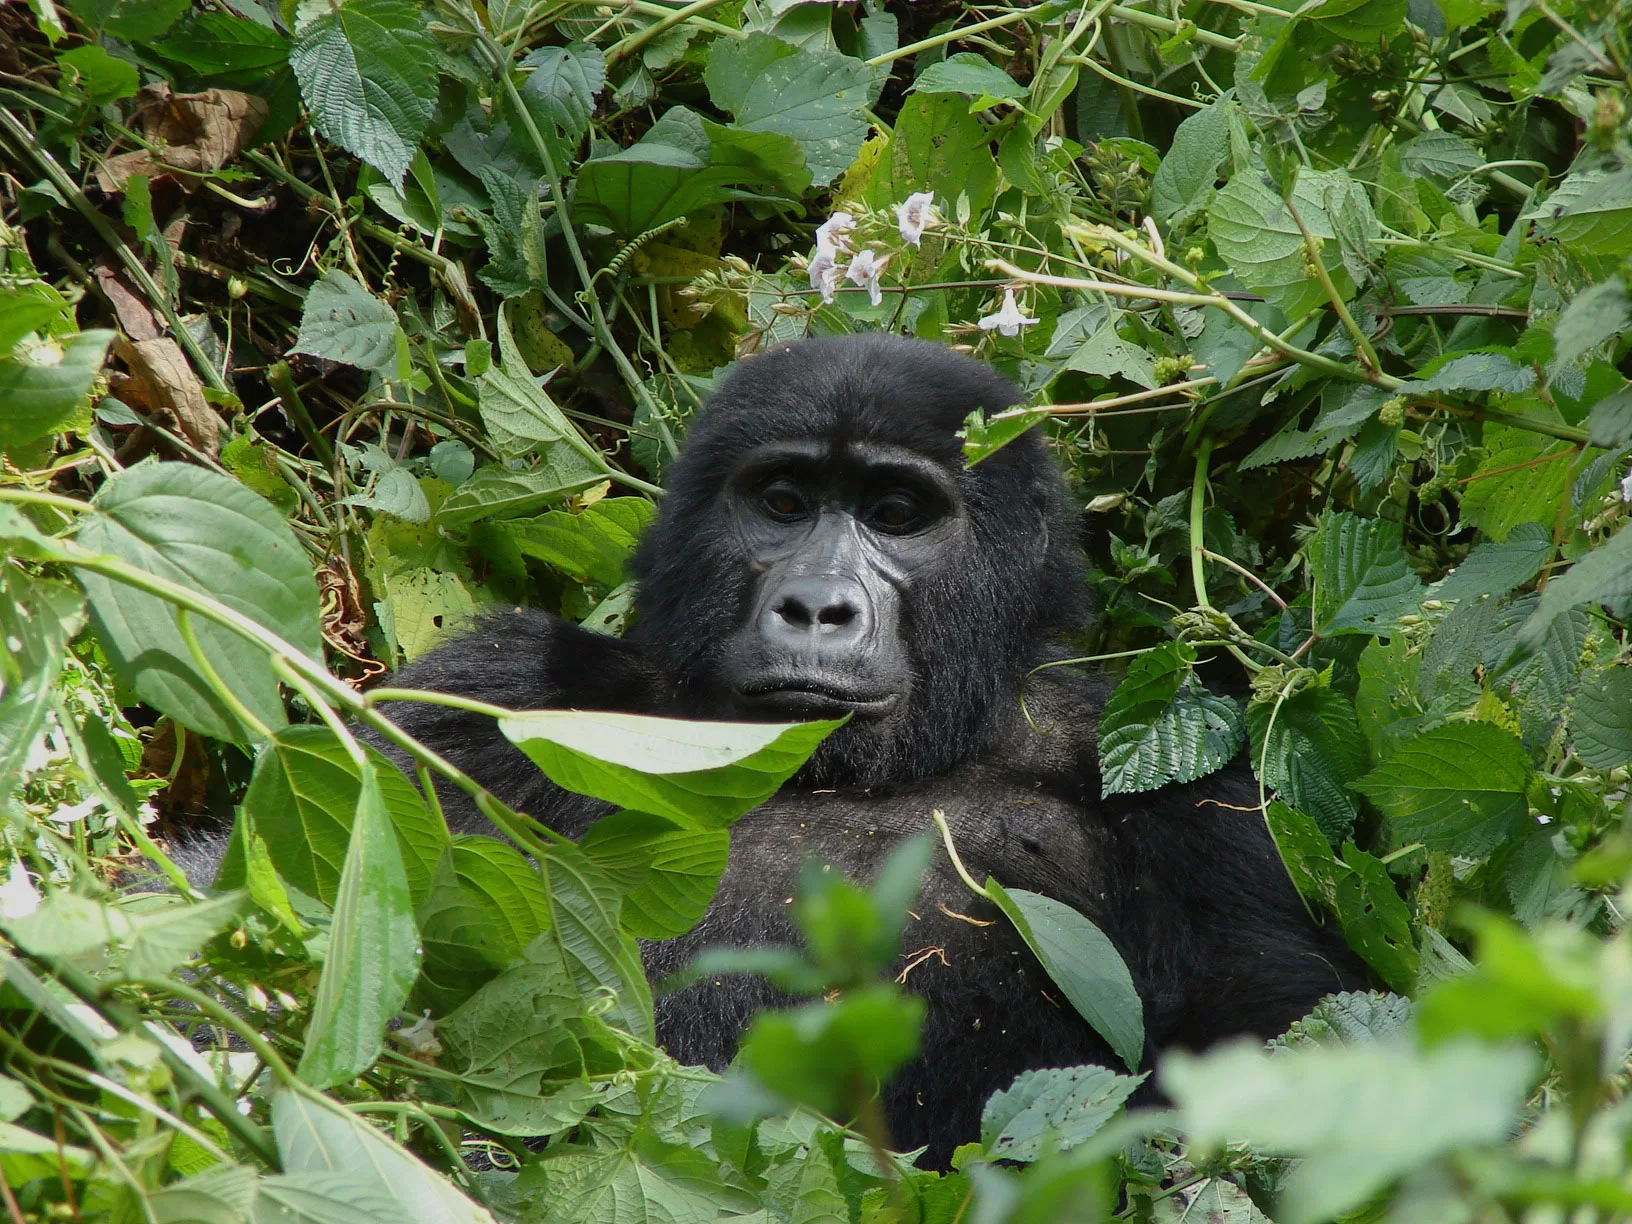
(759, 484, 808, 520)
(869, 493, 924, 533)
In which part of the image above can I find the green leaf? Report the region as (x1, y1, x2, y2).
(291, 270, 401, 373)
(1310, 510, 1425, 636)
(1149, 97, 1235, 224)
(1209, 170, 1375, 318)
(76, 462, 321, 742)
(434, 457, 609, 528)
(1587, 386, 1632, 448)
(477, 306, 604, 466)
(1249, 684, 1370, 841)
(1433, 522, 1552, 607)
(57, 45, 138, 106)
(1354, 722, 1532, 853)
(501, 498, 655, 587)
(229, 726, 446, 906)
(0, 572, 83, 785)
(1514, 525, 1632, 653)
(911, 52, 1027, 101)
(1525, 168, 1632, 255)
(0, 328, 113, 450)
(1413, 352, 1535, 394)
(706, 34, 869, 185)
(271, 1090, 496, 1224)
(297, 764, 421, 1090)
(518, 41, 605, 149)
(521, 1131, 752, 1224)
(1554, 277, 1630, 364)
(985, 883, 1144, 1072)
(1164, 1039, 1535, 1224)
(415, 836, 551, 1013)
(499, 710, 840, 827)
(290, 0, 436, 188)
(1272, 990, 1415, 1048)
(438, 963, 623, 1137)
(580, 810, 729, 939)
(980, 1065, 1144, 1163)
(1097, 642, 1244, 795)
(255, 1173, 401, 1224)
(150, 11, 289, 79)
(574, 107, 808, 237)
(738, 985, 924, 1117)
(67, 0, 188, 42)
(1572, 667, 1632, 772)
(1456, 429, 1571, 543)
(875, 92, 998, 219)
(1334, 843, 1419, 991)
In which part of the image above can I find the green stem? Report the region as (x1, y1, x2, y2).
(178, 609, 272, 742)
(1105, 3, 1243, 50)
(931, 809, 991, 900)
(137, 976, 300, 1089)
(1283, 183, 1382, 375)
(267, 361, 337, 469)
(867, 7, 1046, 66)
(0, 487, 92, 517)
(1189, 436, 1213, 610)
(604, 0, 735, 63)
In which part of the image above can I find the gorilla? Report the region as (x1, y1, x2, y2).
(374, 334, 1365, 1164)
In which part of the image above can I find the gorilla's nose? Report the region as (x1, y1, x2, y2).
(764, 576, 870, 645)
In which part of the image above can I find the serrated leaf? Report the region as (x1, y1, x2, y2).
(1310, 510, 1425, 636)
(1209, 170, 1375, 317)
(580, 810, 728, 939)
(297, 764, 420, 1090)
(706, 35, 868, 185)
(1433, 522, 1552, 606)
(1524, 168, 1632, 255)
(1554, 276, 1630, 364)
(477, 306, 603, 465)
(501, 497, 655, 587)
(77, 462, 320, 742)
(1572, 668, 1632, 772)
(500, 710, 840, 827)
(0, 572, 83, 785)
(911, 52, 1027, 101)
(1098, 643, 1243, 795)
(1457, 429, 1571, 542)
(416, 836, 552, 1012)
(1149, 97, 1234, 224)
(434, 458, 608, 528)
(290, 0, 436, 188)
(981, 1065, 1144, 1163)
(1514, 525, 1632, 653)
(985, 883, 1144, 1072)
(1249, 685, 1369, 841)
(291, 270, 401, 372)
(1272, 990, 1415, 1048)
(1413, 352, 1535, 394)
(1354, 722, 1532, 853)
(523, 1131, 750, 1224)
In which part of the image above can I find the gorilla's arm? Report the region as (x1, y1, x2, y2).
(367, 609, 656, 836)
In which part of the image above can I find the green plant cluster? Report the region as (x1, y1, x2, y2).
(0, 0, 1630, 1219)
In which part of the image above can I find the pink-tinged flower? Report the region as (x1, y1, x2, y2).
(808, 248, 842, 303)
(815, 211, 856, 253)
(896, 192, 936, 246)
(0, 861, 39, 920)
(846, 249, 888, 306)
(977, 289, 1039, 337)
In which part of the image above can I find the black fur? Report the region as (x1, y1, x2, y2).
(365, 336, 1365, 1164)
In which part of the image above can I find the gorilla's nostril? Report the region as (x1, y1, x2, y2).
(817, 604, 855, 627)
(776, 597, 814, 628)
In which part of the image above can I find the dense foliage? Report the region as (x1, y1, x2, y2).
(1, 0, 1630, 1218)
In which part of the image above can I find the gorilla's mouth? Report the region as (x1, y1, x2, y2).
(735, 678, 900, 719)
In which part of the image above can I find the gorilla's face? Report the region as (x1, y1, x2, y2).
(630, 335, 1085, 787)
(718, 438, 968, 727)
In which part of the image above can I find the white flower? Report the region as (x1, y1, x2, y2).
(808, 248, 842, 304)
(396, 1010, 443, 1057)
(896, 192, 936, 246)
(814, 211, 855, 253)
(0, 861, 40, 920)
(845, 249, 887, 306)
(1621, 469, 1632, 504)
(977, 289, 1039, 337)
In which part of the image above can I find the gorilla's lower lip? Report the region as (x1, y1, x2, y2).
(735, 682, 899, 718)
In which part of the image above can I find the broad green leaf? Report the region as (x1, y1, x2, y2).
(1355, 635, 1423, 758)
(290, 0, 436, 188)
(68, 0, 188, 41)
(707, 34, 868, 185)
(1334, 843, 1419, 991)
(1524, 168, 1632, 255)
(477, 306, 605, 466)
(255, 1172, 401, 1224)
(1164, 1039, 1535, 1224)
(985, 882, 1144, 1072)
(0, 328, 113, 449)
(1514, 525, 1632, 653)
(4, 891, 243, 980)
(416, 836, 551, 1013)
(291, 270, 401, 373)
(150, 11, 288, 79)
(1399, 131, 1482, 180)
(271, 1089, 497, 1224)
(500, 709, 841, 827)
(297, 765, 420, 1090)
(434, 457, 608, 529)
(871, 92, 998, 219)
(738, 985, 924, 1117)
(1310, 510, 1425, 636)
(145, 1164, 260, 1224)
(1264, 799, 1342, 907)
(1209, 170, 1375, 318)
(1587, 386, 1632, 448)
(529, 841, 654, 1042)
(580, 810, 728, 939)
(519, 1131, 753, 1224)
(1433, 522, 1552, 607)
(0, 292, 69, 352)
(227, 726, 446, 906)
(1413, 352, 1535, 394)
(438, 963, 624, 1136)
(1149, 97, 1235, 224)
(1303, 0, 1406, 39)
(574, 106, 808, 236)
(1457, 429, 1571, 542)
(1249, 684, 1369, 841)
(1272, 990, 1415, 1048)
(1554, 277, 1630, 364)
(911, 52, 1027, 101)
(501, 497, 655, 587)
(518, 41, 605, 153)
(1097, 642, 1244, 795)
(1572, 668, 1632, 772)
(981, 1065, 1144, 1163)
(57, 44, 137, 106)
(1354, 722, 1532, 853)
(0, 572, 83, 784)
(77, 462, 321, 742)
